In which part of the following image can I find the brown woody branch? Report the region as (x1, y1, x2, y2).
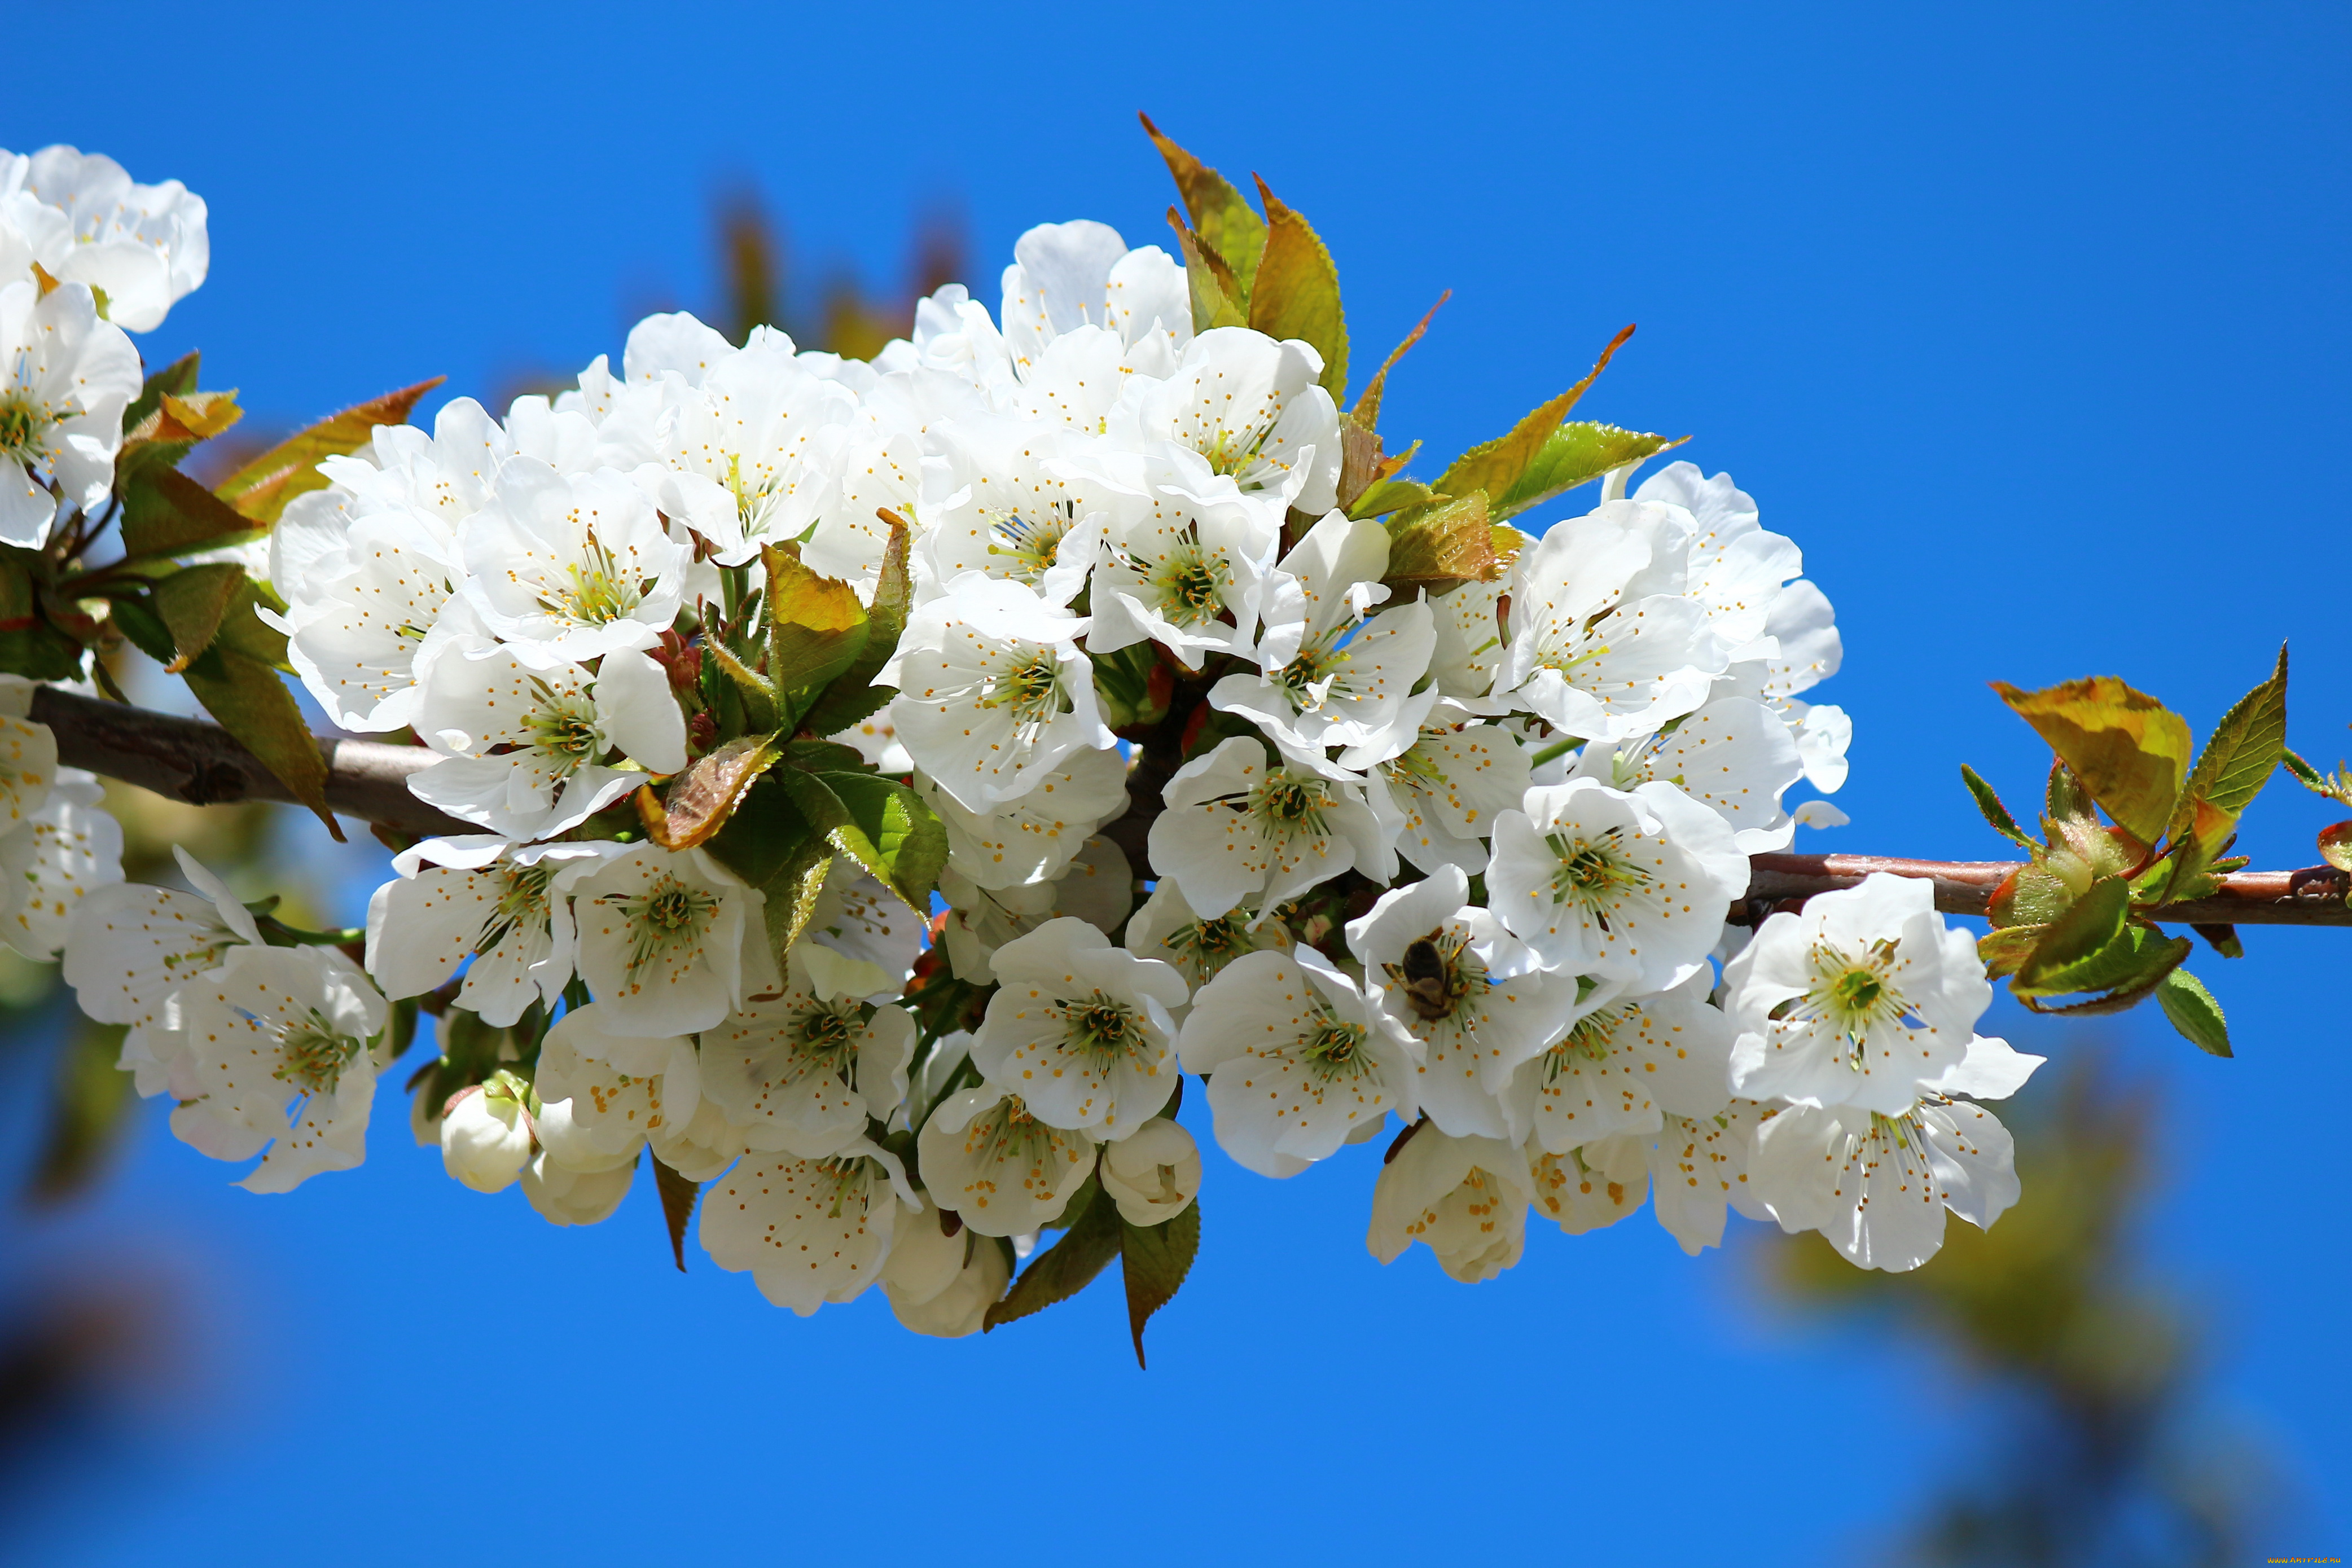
(32, 687, 470, 840)
(29, 692, 2352, 927)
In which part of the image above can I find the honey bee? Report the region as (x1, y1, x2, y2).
(1393, 930, 1460, 1020)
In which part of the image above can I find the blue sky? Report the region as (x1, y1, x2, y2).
(3, 1, 2347, 1561)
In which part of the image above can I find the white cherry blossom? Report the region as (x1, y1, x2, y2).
(458, 458, 688, 666)
(364, 836, 616, 1027)
(970, 916, 1187, 1135)
(1367, 1126, 1534, 1284)
(1487, 778, 1747, 990)
(883, 1214, 1012, 1338)
(439, 1073, 534, 1193)
(0, 771, 123, 959)
(521, 1152, 636, 1228)
(915, 1081, 1098, 1236)
(564, 845, 767, 1034)
(1749, 1094, 2021, 1273)
(1147, 736, 1388, 921)
(1571, 696, 1805, 852)
(701, 1140, 917, 1315)
(409, 642, 679, 842)
(924, 741, 1130, 890)
(1345, 866, 1585, 1141)
(1131, 327, 1340, 512)
(0, 279, 140, 545)
(532, 1004, 697, 1174)
(1212, 511, 1433, 770)
(0, 147, 208, 331)
(1181, 945, 1419, 1177)
(1723, 872, 1995, 1114)
(885, 574, 1112, 814)
(179, 945, 388, 1193)
(1366, 702, 1532, 875)
(1122, 880, 1289, 1018)
(1497, 502, 1726, 743)
(1001, 220, 1190, 381)
(698, 943, 916, 1157)
(1502, 968, 1734, 1152)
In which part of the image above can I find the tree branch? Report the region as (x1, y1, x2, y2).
(1744, 851, 2352, 928)
(30, 692, 2352, 928)
(31, 687, 470, 840)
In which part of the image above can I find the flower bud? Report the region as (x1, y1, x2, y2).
(884, 1209, 1011, 1339)
(1098, 1118, 1201, 1227)
(440, 1073, 534, 1193)
(521, 1150, 635, 1227)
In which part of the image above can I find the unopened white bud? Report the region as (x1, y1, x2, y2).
(439, 1073, 534, 1193)
(1098, 1118, 1201, 1227)
(884, 1207, 1012, 1339)
(521, 1150, 635, 1227)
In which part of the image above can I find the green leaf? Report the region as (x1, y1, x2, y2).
(704, 639, 777, 736)
(1994, 676, 2194, 845)
(1976, 924, 2044, 978)
(1120, 1200, 1199, 1370)
(984, 1182, 1124, 1333)
(1988, 863, 2075, 929)
(1140, 114, 1266, 300)
(215, 377, 445, 524)
(2167, 644, 2289, 855)
(26, 1019, 134, 1204)
(1247, 175, 1348, 402)
(1433, 326, 1635, 507)
(702, 775, 835, 966)
(796, 510, 912, 740)
(119, 465, 269, 561)
(1960, 764, 2041, 849)
(652, 1155, 700, 1271)
(1166, 214, 1249, 335)
(1346, 476, 1438, 521)
(1489, 422, 1688, 521)
(0, 551, 84, 680)
(762, 542, 871, 708)
(2018, 922, 2190, 1002)
(148, 562, 247, 672)
(179, 642, 337, 836)
(107, 594, 177, 667)
(818, 770, 949, 910)
(640, 734, 782, 851)
(1383, 490, 1500, 597)
(2155, 969, 2231, 1057)
(2015, 875, 2130, 990)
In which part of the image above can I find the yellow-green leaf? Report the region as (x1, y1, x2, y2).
(1139, 114, 1266, 299)
(1434, 326, 1635, 508)
(120, 466, 269, 561)
(1247, 176, 1348, 402)
(797, 510, 912, 739)
(1489, 423, 1688, 521)
(763, 542, 870, 704)
(1383, 490, 1501, 596)
(1960, 763, 2041, 850)
(2155, 969, 2230, 1057)
(2015, 874, 2130, 991)
(1993, 675, 2193, 846)
(1349, 291, 1448, 432)
(148, 562, 247, 672)
(179, 644, 337, 836)
(1165, 213, 1248, 334)
(2168, 644, 2289, 853)
(215, 377, 444, 524)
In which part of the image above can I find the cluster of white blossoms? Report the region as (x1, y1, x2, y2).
(1, 146, 202, 546)
(32, 150, 2050, 1337)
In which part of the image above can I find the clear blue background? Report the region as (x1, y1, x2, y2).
(3, 1, 2346, 1560)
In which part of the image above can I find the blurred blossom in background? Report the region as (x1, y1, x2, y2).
(2, 2, 2346, 1562)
